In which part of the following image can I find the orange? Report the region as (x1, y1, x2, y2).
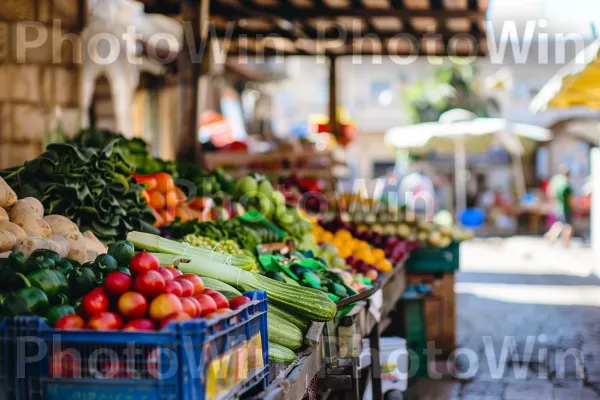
(155, 172, 174, 193)
(355, 240, 369, 251)
(148, 190, 166, 209)
(165, 190, 179, 210)
(321, 231, 334, 243)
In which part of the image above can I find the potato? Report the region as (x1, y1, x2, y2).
(87, 250, 99, 263)
(82, 231, 108, 255)
(0, 221, 27, 242)
(0, 229, 16, 252)
(0, 251, 11, 258)
(65, 231, 88, 264)
(15, 216, 52, 238)
(49, 235, 70, 258)
(0, 208, 8, 222)
(9, 198, 44, 223)
(13, 237, 51, 257)
(43, 215, 78, 236)
(0, 177, 17, 209)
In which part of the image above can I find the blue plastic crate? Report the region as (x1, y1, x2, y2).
(0, 290, 269, 400)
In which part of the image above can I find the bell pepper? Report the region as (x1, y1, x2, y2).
(0, 252, 31, 291)
(69, 267, 97, 298)
(13, 270, 69, 303)
(30, 249, 62, 263)
(93, 254, 118, 273)
(26, 257, 55, 273)
(2, 287, 49, 316)
(131, 173, 157, 190)
(54, 260, 74, 278)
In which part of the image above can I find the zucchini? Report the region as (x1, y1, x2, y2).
(269, 302, 310, 333)
(268, 310, 303, 350)
(269, 342, 296, 364)
(200, 277, 242, 300)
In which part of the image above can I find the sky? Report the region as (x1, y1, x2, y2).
(489, 0, 600, 39)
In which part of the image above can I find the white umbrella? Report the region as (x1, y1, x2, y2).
(384, 109, 552, 214)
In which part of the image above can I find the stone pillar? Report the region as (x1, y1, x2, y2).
(0, 0, 82, 169)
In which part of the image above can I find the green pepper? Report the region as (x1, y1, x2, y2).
(302, 272, 322, 289)
(117, 266, 131, 275)
(26, 257, 55, 273)
(108, 241, 135, 266)
(21, 270, 69, 300)
(3, 287, 49, 316)
(326, 293, 340, 302)
(30, 249, 62, 263)
(67, 259, 82, 270)
(8, 252, 28, 271)
(54, 259, 74, 278)
(69, 267, 97, 298)
(94, 254, 118, 273)
(46, 304, 76, 326)
(328, 282, 349, 299)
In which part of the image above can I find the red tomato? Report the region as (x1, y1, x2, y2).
(104, 271, 132, 296)
(178, 274, 204, 295)
(82, 288, 109, 317)
(88, 312, 123, 330)
(55, 315, 85, 330)
(188, 297, 203, 315)
(158, 267, 174, 281)
(159, 312, 192, 329)
(228, 296, 251, 310)
(181, 297, 200, 318)
(123, 318, 155, 331)
(118, 292, 148, 319)
(202, 288, 218, 295)
(129, 252, 160, 276)
(176, 278, 194, 297)
(205, 309, 232, 319)
(207, 292, 229, 310)
(194, 294, 217, 316)
(149, 294, 184, 322)
(164, 280, 183, 297)
(166, 267, 183, 278)
(134, 270, 166, 298)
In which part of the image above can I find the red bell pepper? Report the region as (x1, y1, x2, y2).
(132, 174, 158, 190)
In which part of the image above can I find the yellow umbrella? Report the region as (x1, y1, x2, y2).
(530, 40, 600, 112)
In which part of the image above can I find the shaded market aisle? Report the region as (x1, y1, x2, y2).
(405, 237, 600, 400)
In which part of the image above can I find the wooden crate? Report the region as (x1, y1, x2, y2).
(406, 272, 456, 357)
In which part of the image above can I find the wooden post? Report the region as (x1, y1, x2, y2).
(328, 55, 339, 139)
(178, 0, 210, 165)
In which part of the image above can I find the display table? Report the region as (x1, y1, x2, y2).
(255, 264, 407, 400)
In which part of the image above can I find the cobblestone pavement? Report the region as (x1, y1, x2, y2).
(404, 237, 600, 400)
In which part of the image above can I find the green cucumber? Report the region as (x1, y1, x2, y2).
(269, 342, 296, 364)
(268, 302, 310, 333)
(200, 276, 242, 299)
(267, 310, 303, 350)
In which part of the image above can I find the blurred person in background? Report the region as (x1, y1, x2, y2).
(544, 164, 574, 246)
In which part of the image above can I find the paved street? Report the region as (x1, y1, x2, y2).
(405, 237, 600, 400)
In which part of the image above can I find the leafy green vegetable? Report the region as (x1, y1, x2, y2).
(1, 140, 157, 242)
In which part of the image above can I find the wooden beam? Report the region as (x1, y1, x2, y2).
(328, 55, 338, 139)
(213, 28, 486, 41)
(210, 4, 486, 19)
(177, 0, 203, 164)
(146, 1, 486, 19)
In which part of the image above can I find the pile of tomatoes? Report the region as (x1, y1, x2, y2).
(54, 252, 251, 331)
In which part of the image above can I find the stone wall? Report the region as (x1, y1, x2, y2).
(0, 0, 82, 168)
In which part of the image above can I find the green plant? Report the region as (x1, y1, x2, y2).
(402, 64, 500, 123)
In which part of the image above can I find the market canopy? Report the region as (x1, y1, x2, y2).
(530, 40, 600, 112)
(142, 0, 488, 57)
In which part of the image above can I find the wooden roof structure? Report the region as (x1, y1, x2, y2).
(142, 0, 489, 57)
